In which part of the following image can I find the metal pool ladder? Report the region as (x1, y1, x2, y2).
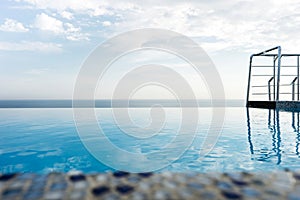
(246, 46, 300, 110)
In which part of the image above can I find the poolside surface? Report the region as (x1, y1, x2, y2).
(1, 170, 300, 200)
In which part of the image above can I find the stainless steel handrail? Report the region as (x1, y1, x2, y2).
(268, 77, 274, 101)
(291, 77, 298, 100)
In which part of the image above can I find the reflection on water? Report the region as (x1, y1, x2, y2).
(1, 108, 300, 173)
(247, 108, 300, 165)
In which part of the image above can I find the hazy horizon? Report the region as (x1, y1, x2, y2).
(0, 99, 245, 108)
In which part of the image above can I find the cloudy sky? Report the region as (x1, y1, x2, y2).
(1, 0, 300, 100)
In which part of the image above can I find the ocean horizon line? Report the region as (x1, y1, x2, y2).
(0, 99, 245, 108)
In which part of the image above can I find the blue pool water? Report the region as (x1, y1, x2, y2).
(1, 107, 300, 174)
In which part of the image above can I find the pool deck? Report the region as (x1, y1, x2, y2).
(247, 101, 300, 111)
(1, 170, 300, 200)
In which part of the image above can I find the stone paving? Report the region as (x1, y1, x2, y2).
(1, 170, 300, 200)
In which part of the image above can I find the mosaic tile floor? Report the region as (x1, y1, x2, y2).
(1, 170, 300, 199)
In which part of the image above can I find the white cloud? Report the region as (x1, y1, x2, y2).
(0, 41, 62, 52)
(0, 18, 29, 32)
(64, 23, 89, 41)
(15, 0, 300, 53)
(91, 7, 112, 17)
(102, 21, 112, 27)
(96, 0, 300, 53)
(17, 0, 111, 14)
(34, 13, 88, 41)
(34, 13, 64, 34)
(60, 11, 73, 20)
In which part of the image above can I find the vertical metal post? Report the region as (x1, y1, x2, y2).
(292, 83, 295, 101)
(293, 84, 295, 100)
(291, 77, 298, 100)
(273, 56, 276, 101)
(276, 47, 282, 101)
(297, 56, 299, 101)
(246, 55, 254, 105)
(269, 82, 272, 101)
(268, 77, 274, 101)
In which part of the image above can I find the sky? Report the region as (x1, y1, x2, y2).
(1, 0, 300, 100)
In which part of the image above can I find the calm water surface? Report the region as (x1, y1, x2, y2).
(0, 107, 300, 173)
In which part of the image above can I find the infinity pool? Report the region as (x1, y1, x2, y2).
(1, 107, 300, 174)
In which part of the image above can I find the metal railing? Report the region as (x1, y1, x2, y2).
(292, 77, 298, 100)
(246, 46, 300, 102)
(268, 77, 274, 101)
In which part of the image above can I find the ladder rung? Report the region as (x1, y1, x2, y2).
(252, 84, 299, 87)
(252, 75, 297, 76)
(252, 92, 295, 95)
(252, 65, 298, 68)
